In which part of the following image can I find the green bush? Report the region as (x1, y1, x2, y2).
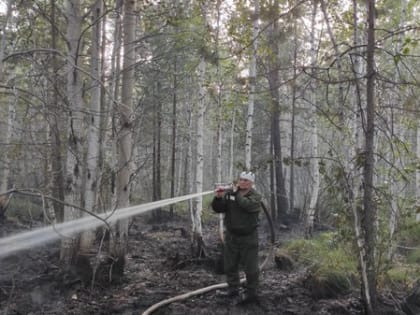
(407, 249, 420, 265)
(282, 232, 358, 297)
(398, 220, 420, 247)
(383, 264, 420, 290)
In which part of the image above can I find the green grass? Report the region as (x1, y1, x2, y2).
(382, 264, 420, 290)
(282, 232, 358, 296)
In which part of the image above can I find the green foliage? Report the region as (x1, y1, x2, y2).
(407, 249, 420, 265)
(399, 220, 420, 247)
(282, 233, 358, 297)
(382, 264, 420, 290)
(283, 232, 357, 278)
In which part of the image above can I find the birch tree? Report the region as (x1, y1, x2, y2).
(387, 0, 408, 259)
(108, 0, 123, 212)
(0, 0, 13, 198)
(361, 0, 378, 312)
(80, 0, 103, 251)
(244, 0, 259, 171)
(305, 0, 320, 238)
(191, 2, 208, 258)
(267, 0, 289, 222)
(110, 0, 136, 262)
(48, 0, 65, 222)
(60, 0, 85, 264)
(214, 0, 224, 242)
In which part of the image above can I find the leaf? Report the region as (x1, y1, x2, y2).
(402, 47, 410, 55)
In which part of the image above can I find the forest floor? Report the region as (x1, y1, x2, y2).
(0, 211, 409, 315)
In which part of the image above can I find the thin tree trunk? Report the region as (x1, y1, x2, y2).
(361, 1, 378, 313)
(0, 0, 11, 80)
(109, 0, 123, 212)
(110, 0, 136, 263)
(152, 82, 162, 221)
(192, 57, 206, 257)
(387, 0, 408, 259)
(305, 0, 320, 238)
(49, 0, 65, 222)
(192, 3, 208, 257)
(319, 0, 345, 115)
(60, 0, 85, 264)
(170, 59, 177, 217)
(215, 0, 224, 243)
(268, 0, 289, 222)
(289, 20, 298, 218)
(245, 0, 259, 170)
(229, 106, 235, 181)
(0, 0, 13, 215)
(80, 0, 103, 251)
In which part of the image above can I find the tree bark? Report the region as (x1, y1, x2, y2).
(268, 0, 289, 222)
(110, 0, 136, 263)
(361, 1, 378, 313)
(244, 0, 259, 171)
(192, 2, 207, 258)
(170, 59, 177, 217)
(48, 0, 65, 222)
(152, 82, 162, 221)
(60, 0, 85, 264)
(305, 0, 320, 238)
(80, 0, 103, 252)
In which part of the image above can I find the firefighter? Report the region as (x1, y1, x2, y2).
(211, 171, 262, 304)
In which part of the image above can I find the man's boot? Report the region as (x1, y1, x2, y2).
(238, 289, 258, 305)
(218, 286, 239, 298)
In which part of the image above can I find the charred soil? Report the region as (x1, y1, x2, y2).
(0, 213, 407, 315)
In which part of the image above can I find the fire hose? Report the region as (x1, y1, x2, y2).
(141, 201, 276, 315)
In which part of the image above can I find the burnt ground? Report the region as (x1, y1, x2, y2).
(0, 212, 409, 315)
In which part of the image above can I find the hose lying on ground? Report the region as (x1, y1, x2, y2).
(141, 202, 275, 315)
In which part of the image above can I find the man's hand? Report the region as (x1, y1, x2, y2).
(215, 186, 225, 198)
(216, 190, 225, 198)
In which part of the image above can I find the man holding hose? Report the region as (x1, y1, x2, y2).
(211, 171, 262, 304)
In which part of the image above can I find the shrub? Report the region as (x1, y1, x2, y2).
(382, 264, 420, 290)
(282, 232, 358, 298)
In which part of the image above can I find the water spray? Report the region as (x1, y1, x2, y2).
(0, 190, 213, 259)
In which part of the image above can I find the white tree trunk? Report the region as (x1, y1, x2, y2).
(60, 0, 84, 264)
(229, 107, 235, 181)
(192, 56, 205, 256)
(387, 0, 407, 257)
(108, 0, 123, 212)
(192, 3, 207, 257)
(80, 0, 103, 251)
(305, 1, 320, 237)
(0, 0, 13, 194)
(0, 0, 12, 80)
(110, 0, 136, 259)
(215, 0, 224, 243)
(244, 0, 259, 171)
